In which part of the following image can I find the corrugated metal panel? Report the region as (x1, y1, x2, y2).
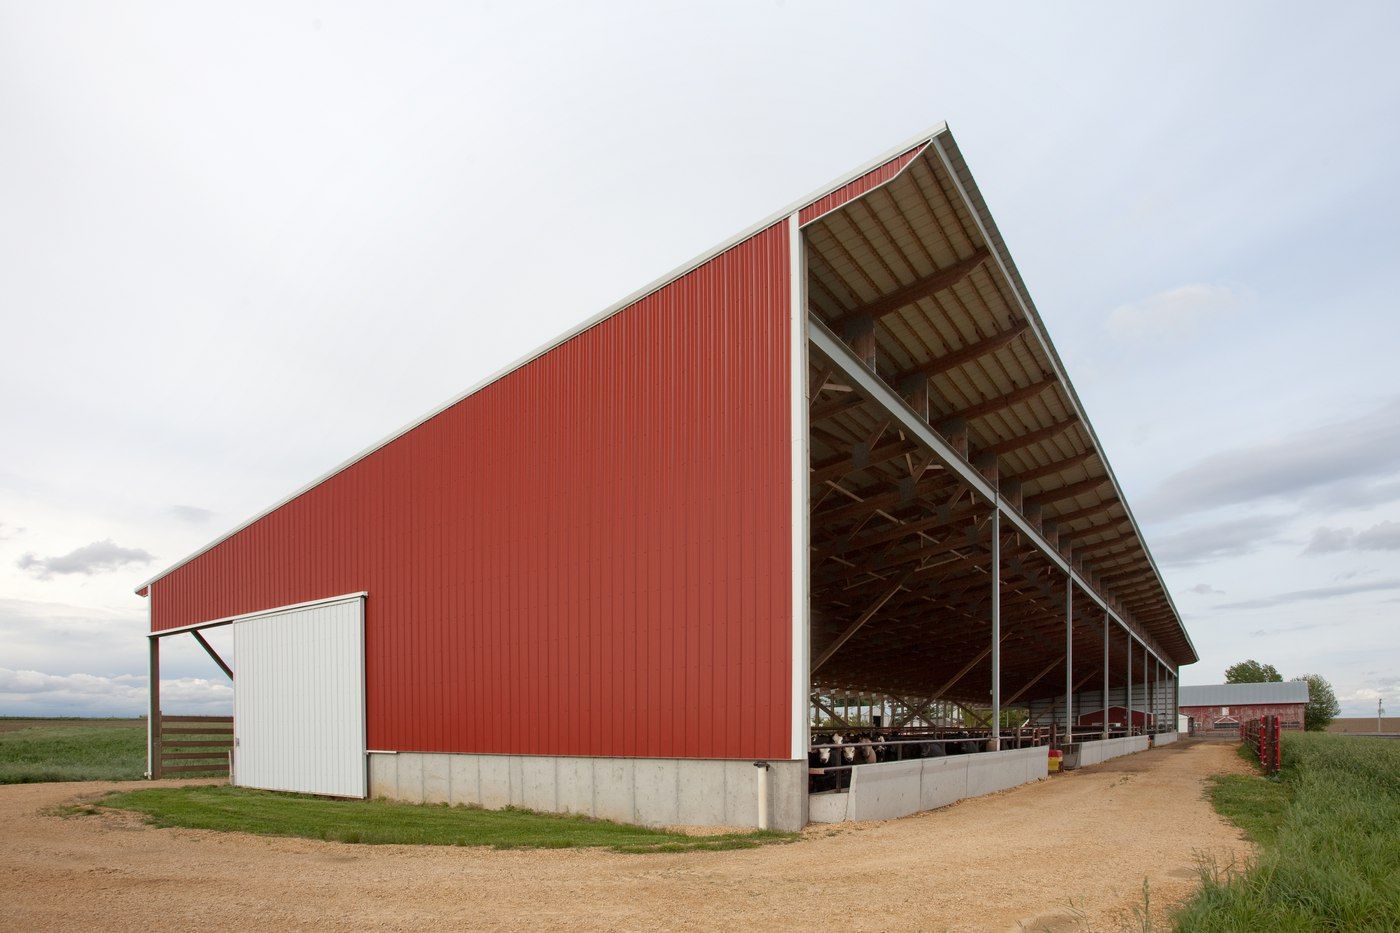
(233, 597, 366, 797)
(798, 144, 927, 226)
(1179, 682, 1310, 706)
(154, 224, 793, 761)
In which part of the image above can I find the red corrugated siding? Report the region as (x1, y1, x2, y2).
(798, 143, 927, 226)
(1181, 704, 1306, 728)
(152, 224, 793, 761)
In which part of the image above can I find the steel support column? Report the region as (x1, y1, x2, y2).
(1126, 635, 1133, 735)
(1102, 613, 1109, 741)
(989, 506, 1001, 751)
(1141, 644, 1148, 734)
(1065, 578, 1074, 740)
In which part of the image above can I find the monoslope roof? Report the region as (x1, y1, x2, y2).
(1180, 682, 1310, 706)
(135, 124, 1197, 671)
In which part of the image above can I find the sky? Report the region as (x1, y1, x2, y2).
(2, 2, 1397, 719)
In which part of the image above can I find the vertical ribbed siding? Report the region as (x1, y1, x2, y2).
(153, 224, 793, 761)
(797, 144, 927, 226)
(233, 598, 365, 797)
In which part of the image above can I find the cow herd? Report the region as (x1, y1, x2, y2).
(807, 730, 989, 793)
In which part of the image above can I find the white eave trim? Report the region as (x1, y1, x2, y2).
(147, 591, 367, 637)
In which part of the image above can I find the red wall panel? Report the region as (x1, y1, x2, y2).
(151, 224, 794, 761)
(798, 143, 927, 226)
(1181, 704, 1306, 729)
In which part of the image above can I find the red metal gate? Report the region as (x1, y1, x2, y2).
(1241, 714, 1282, 774)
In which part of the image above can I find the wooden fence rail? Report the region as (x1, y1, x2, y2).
(152, 713, 232, 779)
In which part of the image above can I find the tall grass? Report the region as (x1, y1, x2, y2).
(0, 721, 146, 783)
(1176, 732, 1400, 930)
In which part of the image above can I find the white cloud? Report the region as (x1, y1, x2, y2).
(16, 539, 154, 579)
(1151, 513, 1291, 567)
(167, 505, 216, 524)
(0, 667, 230, 716)
(1356, 520, 1400, 551)
(1306, 526, 1355, 555)
(1107, 284, 1248, 343)
(1217, 578, 1400, 610)
(1304, 520, 1400, 555)
(1142, 399, 1400, 520)
(1187, 583, 1225, 595)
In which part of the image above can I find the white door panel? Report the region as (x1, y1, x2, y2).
(233, 597, 366, 797)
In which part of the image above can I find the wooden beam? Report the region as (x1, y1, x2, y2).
(811, 395, 868, 423)
(812, 696, 851, 728)
(931, 638, 999, 700)
(1024, 476, 1108, 509)
(900, 372, 930, 420)
(980, 417, 1079, 457)
(812, 571, 914, 673)
(939, 377, 1058, 425)
(1007, 451, 1097, 485)
(1046, 501, 1122, 526)
(843, 313, 877, 369)
(838, 247, 990, 323)
(147, 635, 160, 779)
(906, 322, 1030, 380)
(191, 630, 233, 681)
(1058, 517, 1128, 541)
(1003, 654, 1064, 706)
(811, 438, 919, 485)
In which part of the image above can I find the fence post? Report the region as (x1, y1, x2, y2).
(152, 708, 162, 780)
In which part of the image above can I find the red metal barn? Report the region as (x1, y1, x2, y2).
(1077, 706, 1154, 730)
(139, 124, 1197, 830)
(1179, 683, 1309, 734)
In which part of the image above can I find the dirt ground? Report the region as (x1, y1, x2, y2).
(0, 739, 1253, 931)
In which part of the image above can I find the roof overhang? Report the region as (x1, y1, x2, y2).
(800, 129, 1195, 667)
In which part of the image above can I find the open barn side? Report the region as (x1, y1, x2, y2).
(796, 131, 1193, 821)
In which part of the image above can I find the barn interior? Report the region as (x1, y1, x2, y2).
(801, 136, 1195, 777)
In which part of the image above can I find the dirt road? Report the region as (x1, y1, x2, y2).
(0, 740, 1252, 931)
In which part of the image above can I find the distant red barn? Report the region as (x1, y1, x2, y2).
(1179, 683, 1309, 733)
(1077, 706, 1154, 730)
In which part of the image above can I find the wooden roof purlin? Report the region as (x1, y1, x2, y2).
(802, 127, 1195, 673)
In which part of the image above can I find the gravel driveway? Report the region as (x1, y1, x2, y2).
(0, 739, 1252, 931)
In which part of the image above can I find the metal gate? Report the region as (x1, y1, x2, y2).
(232, 595, 366, 797)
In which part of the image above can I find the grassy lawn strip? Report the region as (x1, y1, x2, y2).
(1175, 732, 1400, 930)
(99, 784, 796, 853)
(0, 722, 147, 783)
(1201, 745, 1293, 848)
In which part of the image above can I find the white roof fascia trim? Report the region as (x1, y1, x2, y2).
(147, 592, 368, 637)
(808, 317, 1174, 672)
(134, 123, 953, 594)
(926, 134, 1195, 664)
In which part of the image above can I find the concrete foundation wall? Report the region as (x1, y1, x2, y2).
(809, 746, 1049, 824)
(1153, 731, 1179, 746)
(369, 752, 807, 831)
(1073, 735, 1151, 767)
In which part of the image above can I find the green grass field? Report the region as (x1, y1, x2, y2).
(0, 719, 147, 783)
(1175, 732, 1400, 930)
(97, 784, 795, 853)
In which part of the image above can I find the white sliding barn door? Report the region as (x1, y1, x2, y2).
(233, 596, 366, 797)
